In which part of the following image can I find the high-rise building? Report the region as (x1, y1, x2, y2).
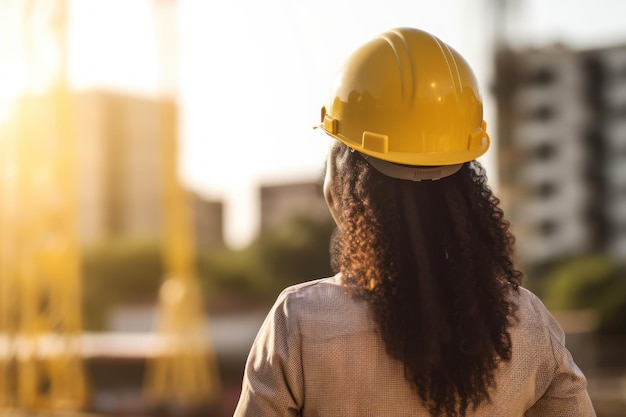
(3, 90, 224, 248)
(598, 48, 626, 261)
(494, 43, 626, 270)
(190, 191, 224, 250)
(75, 90, 224, 248)
(76, 90, 162, 243)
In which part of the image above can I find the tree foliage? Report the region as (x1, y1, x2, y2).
(81, 213, 336, 330)
(541, 255, 626, 334)
(81, 238, 163, 330)
(254, 212, 335, 291)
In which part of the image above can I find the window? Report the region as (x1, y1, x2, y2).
(538, 219, 558, 236)
(533, 143, 557, 161)
(535, 182, 558, 198)
(530, 105, 556, 121)
(529, 67, 555, 86)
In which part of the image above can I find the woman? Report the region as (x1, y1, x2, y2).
(234, 27, 595, 417)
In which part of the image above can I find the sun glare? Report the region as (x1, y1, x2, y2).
(0, 60, 26, 125)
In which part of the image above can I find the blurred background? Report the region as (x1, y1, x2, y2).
(0, 0, 625, 416)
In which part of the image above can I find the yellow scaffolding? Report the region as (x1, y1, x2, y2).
(0, 0, 87, 410)
(145, 0, 221, 408)
(0, 95, 19, 406)
(1, 0, 219, 411)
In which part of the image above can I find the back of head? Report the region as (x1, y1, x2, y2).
(320, 28, 523, 417)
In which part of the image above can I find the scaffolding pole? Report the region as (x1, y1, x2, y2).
(145, 0, 221, 409)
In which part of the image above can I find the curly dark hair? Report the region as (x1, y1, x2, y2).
(328, 143, 523, 417)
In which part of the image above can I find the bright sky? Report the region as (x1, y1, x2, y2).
(4, 0, 626, 247)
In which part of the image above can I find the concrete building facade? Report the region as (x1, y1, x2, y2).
(75, 90, 224, 248)
(259, 181, 330, 232)
(494, 43, 626, 269)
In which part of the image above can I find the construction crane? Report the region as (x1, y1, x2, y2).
(145, 0, 221, 409)
(0, 0, 87, 411)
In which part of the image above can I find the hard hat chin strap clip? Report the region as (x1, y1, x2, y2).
(360, 154, 463, 181)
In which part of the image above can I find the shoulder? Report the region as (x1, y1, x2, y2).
(510, 287, 570, 366)
(270, 274, 371, 337)
(514, 287, 564, 341)
(510, 291, 594, 415)
(276, 274, 363, 311)
(274, 274, 351, 307)
(514, 287, 553, 322)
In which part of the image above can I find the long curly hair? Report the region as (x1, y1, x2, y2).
(328, 143, 523, 417)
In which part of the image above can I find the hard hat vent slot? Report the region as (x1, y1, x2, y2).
(362, 131, 389, 154)
(467, 120, 488, 150)
(323, 114, 338, 134)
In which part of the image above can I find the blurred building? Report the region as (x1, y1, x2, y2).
(190, 190, 224, 249)
(259, 181, 330, 231)
(75, 90, 224, 248)
(6, 90, 224, 248)
(494, 43, 626, 270)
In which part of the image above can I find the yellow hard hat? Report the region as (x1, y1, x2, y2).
(320, 27, 489, 167)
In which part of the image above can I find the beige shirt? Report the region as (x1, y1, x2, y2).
(234, 274, 596, 417)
